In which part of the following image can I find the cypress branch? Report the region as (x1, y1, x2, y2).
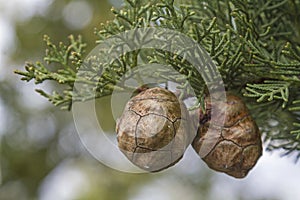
(15, 0, 300, 159)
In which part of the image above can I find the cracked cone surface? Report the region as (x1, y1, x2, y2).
(116, 87, 191, 172)
(192, 93, 262, 178)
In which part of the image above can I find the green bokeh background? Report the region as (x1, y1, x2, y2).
(0, 0, 296, 199)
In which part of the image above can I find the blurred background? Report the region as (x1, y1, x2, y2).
(1, 0, 300, 199)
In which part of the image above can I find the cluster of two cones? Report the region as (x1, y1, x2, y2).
(116, 87, 262, 178)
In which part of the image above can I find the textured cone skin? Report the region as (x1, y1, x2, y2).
(116, 87, 191, 172)
(192, 93, 262, 178)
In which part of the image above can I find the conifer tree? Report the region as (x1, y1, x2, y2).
(15, 0, 300, 160)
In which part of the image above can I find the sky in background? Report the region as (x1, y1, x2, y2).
(1, 1, 300, 200)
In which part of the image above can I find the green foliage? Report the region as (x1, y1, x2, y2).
(15, 0, 300, 158)
(245, 80, 290, 108)
(15, 35, 86, 109)
(290, 100, 300, 139)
